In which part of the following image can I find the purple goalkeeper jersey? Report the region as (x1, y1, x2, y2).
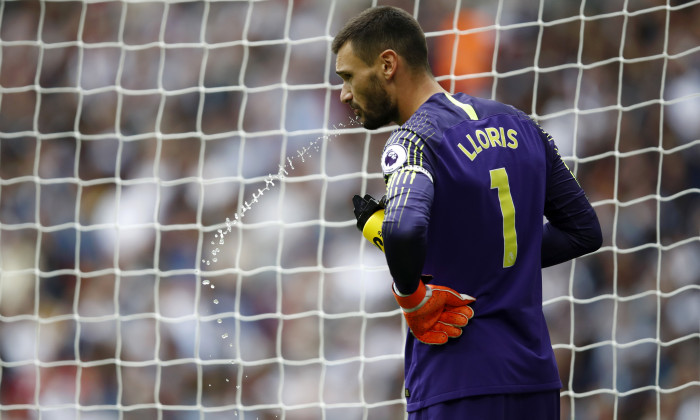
(380, 92, 600, 411)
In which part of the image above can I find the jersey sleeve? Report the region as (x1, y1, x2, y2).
(537, 122, 603, 267)
(381, 126, 436, 185)
(380, 128, 435, 295)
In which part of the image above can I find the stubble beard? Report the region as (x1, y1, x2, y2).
(360, 74, 397, 130)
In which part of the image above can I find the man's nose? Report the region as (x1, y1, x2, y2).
(340, 85, 352, 104)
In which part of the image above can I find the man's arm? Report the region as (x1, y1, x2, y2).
(541, 138, 602, 267)
(381, 168, 476, 346)
(382, 169, 434, 295)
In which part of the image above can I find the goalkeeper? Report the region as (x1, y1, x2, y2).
(333, 6, 602, 420)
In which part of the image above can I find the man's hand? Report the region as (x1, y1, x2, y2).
(393, 278, 475, 345)
(352, 194, 386, 231)
(352, 194, 388, 252)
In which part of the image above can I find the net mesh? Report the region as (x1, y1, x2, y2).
(0, 1, 698, 419)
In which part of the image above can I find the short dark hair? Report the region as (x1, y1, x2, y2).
(332, 6, 431, 73)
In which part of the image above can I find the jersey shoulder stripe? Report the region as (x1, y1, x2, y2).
(444, 92, 479, 120)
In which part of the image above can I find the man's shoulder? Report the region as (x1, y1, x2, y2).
(391, 93, 463, 142)
(387, 93, 531, 146)
(451, 93, 526, 119)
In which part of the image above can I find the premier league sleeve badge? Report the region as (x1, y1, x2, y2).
(381, 144, 408, 176)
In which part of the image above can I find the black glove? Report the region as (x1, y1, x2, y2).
(352, 194, 386, 231)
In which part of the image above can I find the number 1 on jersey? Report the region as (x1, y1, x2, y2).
(490, 168, 517, 267)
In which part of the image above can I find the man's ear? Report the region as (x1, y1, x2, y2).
(378, 49, 399, 80)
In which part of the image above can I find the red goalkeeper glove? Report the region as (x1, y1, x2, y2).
(393, 278, 475, 345)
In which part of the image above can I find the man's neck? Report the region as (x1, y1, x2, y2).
(395, 75, 446, 125)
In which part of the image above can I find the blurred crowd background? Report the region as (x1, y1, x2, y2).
(0, 0, 698, 419)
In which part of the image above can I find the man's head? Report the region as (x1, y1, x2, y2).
(332, 6, 431, 73)
(332, 6, 431, 129)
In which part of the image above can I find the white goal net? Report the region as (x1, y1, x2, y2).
(0, 0, 698, 419)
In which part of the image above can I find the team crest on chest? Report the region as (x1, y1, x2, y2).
(381, 144, 407, 175)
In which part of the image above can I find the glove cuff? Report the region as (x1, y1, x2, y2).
(393, 280, 431, 312)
